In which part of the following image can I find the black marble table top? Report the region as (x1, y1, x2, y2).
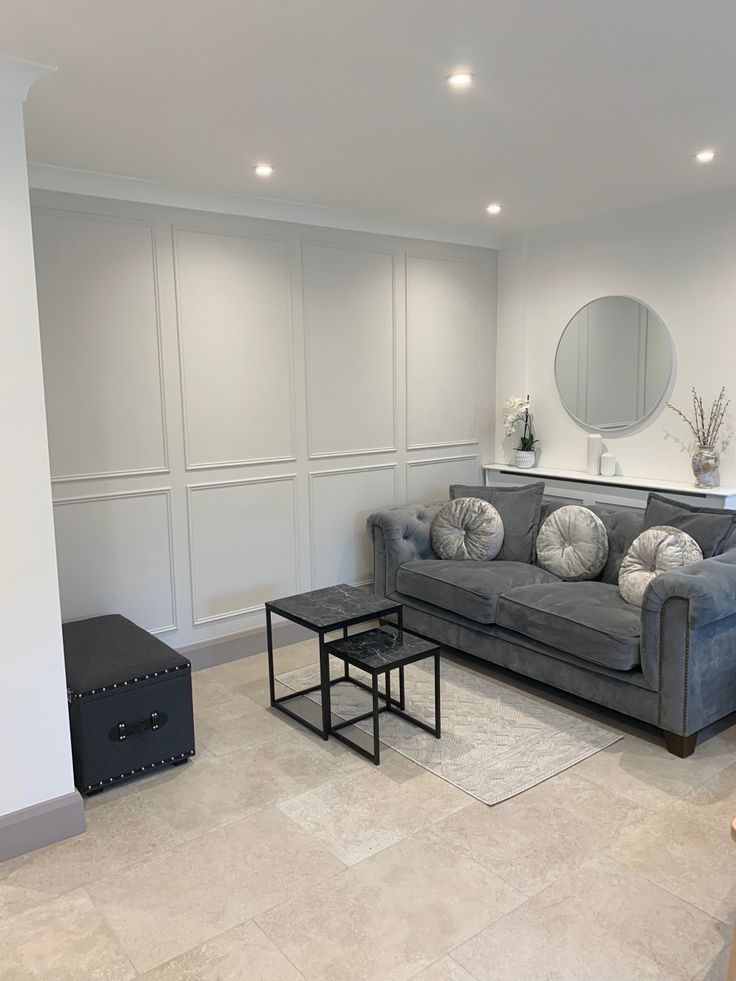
(325, 627, 438, 673)
(266, 584, 400, 631)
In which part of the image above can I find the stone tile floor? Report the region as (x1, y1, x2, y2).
(2, 636, 736, 979)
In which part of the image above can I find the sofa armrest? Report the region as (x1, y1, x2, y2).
(367, 502, 445, 597)
(640, 548, 736, 736)
(642, 548, 736, 629)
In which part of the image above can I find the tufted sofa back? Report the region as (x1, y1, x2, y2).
(368, 496, 646, 598)
(367, 502, 445, 596)
(538, 498, 644, 585)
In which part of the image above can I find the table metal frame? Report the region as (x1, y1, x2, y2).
(266, 600, 404, 740)
(326, 642, 441, 765)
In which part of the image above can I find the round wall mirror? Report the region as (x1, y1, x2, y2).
(555, 295, 675, 433)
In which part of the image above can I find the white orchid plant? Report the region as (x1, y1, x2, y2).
(502, 394, 539, 451)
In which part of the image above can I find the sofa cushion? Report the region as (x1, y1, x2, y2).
(397, 559, 560, 625)
(619, 525, 703, 606)
(430, 498, 504, 561)
(538, 500, 643, 585)
(536, 505, 609, 581)
(642, 492, 736, 558)
(496, 581, 641, 672)
(449, 481, 544, 563)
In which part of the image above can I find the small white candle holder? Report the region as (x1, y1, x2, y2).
(600, 452, 616, 477)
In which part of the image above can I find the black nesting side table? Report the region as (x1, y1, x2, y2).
(325, 626, 441, 765)
(265, 584, 403, 740)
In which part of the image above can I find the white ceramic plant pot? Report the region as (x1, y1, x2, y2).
(515, 450, 536, 469)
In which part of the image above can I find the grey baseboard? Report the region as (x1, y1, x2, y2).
(180, 620, 313, 671)
(0, 790, 86, 863)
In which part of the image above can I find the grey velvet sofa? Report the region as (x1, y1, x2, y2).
(367, 493, 736, 756)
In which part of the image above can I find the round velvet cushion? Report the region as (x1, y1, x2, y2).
(430, 497, 504, 561)
(536, 505, 609, 581)
(619, 525, 703, 607)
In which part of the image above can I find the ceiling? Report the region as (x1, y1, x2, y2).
(3, 0, 736, 243)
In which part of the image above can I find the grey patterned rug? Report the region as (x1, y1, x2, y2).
(278, 658, 622, 805)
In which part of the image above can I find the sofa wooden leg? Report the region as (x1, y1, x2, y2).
(663, 731, 698, 757)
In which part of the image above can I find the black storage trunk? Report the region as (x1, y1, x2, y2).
(63, 614, 196, 795)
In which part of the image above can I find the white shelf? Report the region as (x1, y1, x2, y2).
(483, 462, 736, 508)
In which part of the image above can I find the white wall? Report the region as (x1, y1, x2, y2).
(0, 77, 75, 817)
(32, 190, 497, 651)
(495, 188, 736, 485)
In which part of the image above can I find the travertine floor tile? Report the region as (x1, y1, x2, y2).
(679, 761, 736, 832)
(0, 880, 56, 922)
(232, 676, 419, 771)
(452, 856, 727, 981)
(5, 636, 736, 981)
(367, 746, 427, 784)
(191, 674, 250, 719)
(0, 790, 190, 903)
(222, 669, 419, 781)
(140, 919, 304, 980)
(194, 686, 263, 727)
(691, 943, 732, 980)
(232, 674, 292, 707)
(570, 733, 736, 812)
(195, 692, 291, 756)
(607, 801, 736, 921)
(411, 955, 477, 980)
(140, 731, 368, 837)
(279, 767, 469, 865)
(256, 829, 525, 981)
(87, 807, 344, 974)
(432, 769, 651, 896)
(0, 889, 135, 981)
(690, 725, 736, 776)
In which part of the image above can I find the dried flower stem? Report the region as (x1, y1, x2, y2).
(667, 386, 730, 446)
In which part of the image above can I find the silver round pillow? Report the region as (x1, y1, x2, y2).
(430, 497, 504, 561)
(619, 524, 703, 607)
(536, 505, 609, 581)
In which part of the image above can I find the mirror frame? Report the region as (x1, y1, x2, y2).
(554, 294, 677, 436)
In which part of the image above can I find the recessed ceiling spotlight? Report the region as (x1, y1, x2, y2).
(695, 149, 716, 164)
(446, 70, 474, 87)
(254, 163, 274, 177)
(486, 202, 502, 215)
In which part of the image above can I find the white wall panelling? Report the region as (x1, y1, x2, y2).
(406, 455, 481, 501)
(173, 225, 296, 469)
(187, 475, 299, 624)
(309, 465, 398, 588)
(33, 208, 169, 482)
(53, 488, 176, 634)
(33, 188, 497, 650)
(406, 255, 481, 450)
(303, 241, 396, 458)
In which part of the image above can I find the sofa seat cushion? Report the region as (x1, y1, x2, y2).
(396, 560, 560, 625)
(496, 581, 641, 672)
